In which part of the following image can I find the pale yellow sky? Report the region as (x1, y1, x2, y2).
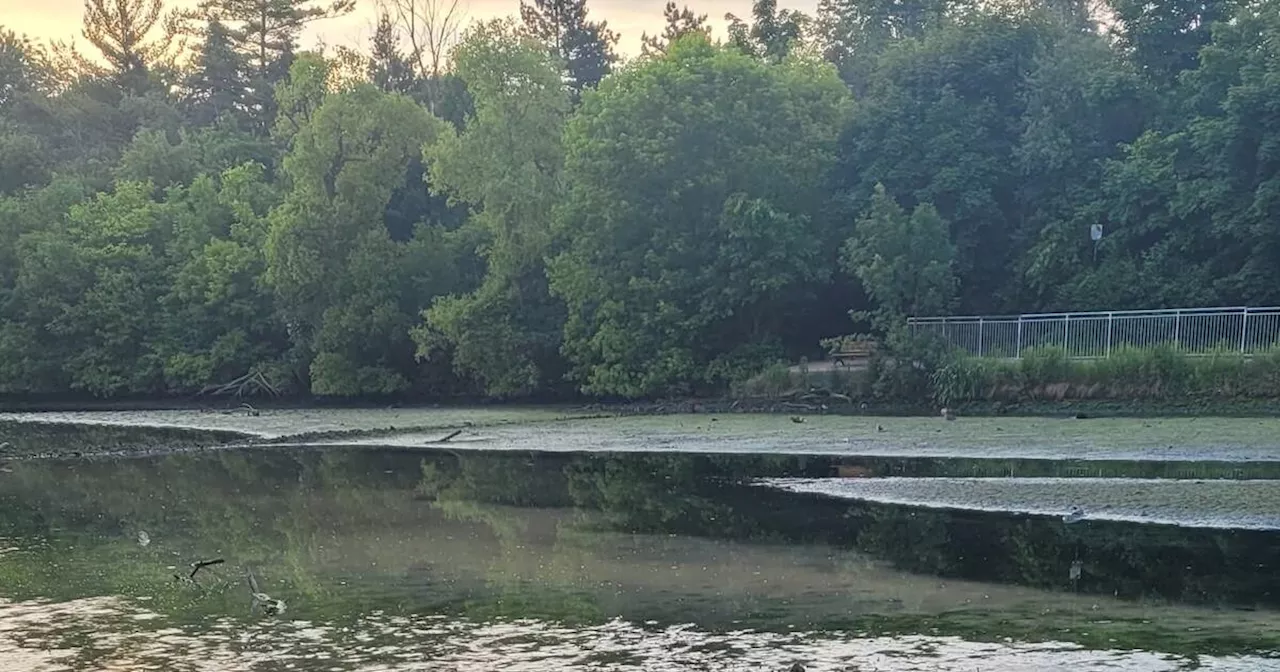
(0, 0, 821, 58)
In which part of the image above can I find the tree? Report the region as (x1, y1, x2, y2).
(81, 0, 178, 93)
(0, 32, 53, 194)
(265, 75, 450, 395)
(7, 181, 172, 395)
(1016, 23, 1152, 308)
(834, 10, 1046, 313)
(194, 0, 355, 131)
(841, 183, 956, 327)
(414, 19, 571, 397)
(1106, 0, 1239, 88)
(368, 12, 415, 93)
(156, 162, 287, 391)
(380, 0, 465, 80)
(0, 30, 50, 110)
(725, 0, 810, 62)
(815, 0, 960, 90)
(182, 18, 249, 126)
(548, 35, 852, 397)
(520, 0, 619, 94)
(640, 3, 709, 57)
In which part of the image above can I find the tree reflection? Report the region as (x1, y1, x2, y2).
(2, 447, 1278, 640)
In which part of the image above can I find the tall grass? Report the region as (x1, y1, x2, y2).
(734, 362, 873, 399)
(931, 345, 1280, 405)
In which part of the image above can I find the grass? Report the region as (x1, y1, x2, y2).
(733, 362, 872, 399)
(932, 345, 1280, 405)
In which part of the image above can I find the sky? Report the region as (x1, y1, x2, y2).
(0, 0, 822, 59)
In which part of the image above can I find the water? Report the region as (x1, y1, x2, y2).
(2, 445, 1280, 670)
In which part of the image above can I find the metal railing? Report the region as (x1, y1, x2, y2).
(907, 306, 1280, 358)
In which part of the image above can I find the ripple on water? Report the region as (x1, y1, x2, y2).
(3, 597, 1278, 672)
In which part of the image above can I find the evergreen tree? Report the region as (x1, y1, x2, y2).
(183, 18, 248, 126)
(519, 0, 618, 94)
(194, 0, 354, 132)
(369, 12, 415, 93)
(80, 0, 175, 93)
(640, 2, 709, 57)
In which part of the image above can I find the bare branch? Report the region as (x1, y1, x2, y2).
(380, 0, 467, 79)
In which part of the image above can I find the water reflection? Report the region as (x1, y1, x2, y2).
(2, 448, 1280, 669)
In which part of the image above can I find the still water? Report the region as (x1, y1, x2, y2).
(2, 447, 1279, 670)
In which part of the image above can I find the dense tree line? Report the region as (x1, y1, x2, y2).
(1, 0, 1278, 400)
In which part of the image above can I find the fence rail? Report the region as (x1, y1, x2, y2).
(907, 307, 1280, 358)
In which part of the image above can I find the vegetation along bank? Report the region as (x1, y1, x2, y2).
(3, 0, 1280, 409)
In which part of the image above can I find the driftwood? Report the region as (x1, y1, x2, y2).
(189, 558, 225, 580)
(198, 371, 281, 399)
(433, 429, 463, 443)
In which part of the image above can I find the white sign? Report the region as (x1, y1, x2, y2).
(1090, 224, 1103, 242)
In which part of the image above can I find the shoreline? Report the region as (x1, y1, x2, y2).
(5, 410, 1280, 464)
(2, 395, 1278, 418)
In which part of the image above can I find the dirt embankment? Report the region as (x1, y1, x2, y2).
(0, 420, 252, 460)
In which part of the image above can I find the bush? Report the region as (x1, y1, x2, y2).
(734, 361, 873, 399)
(733, 362, 795, 398)
(869, 324, 962, 402)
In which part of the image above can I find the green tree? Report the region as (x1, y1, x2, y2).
(80, 0, 179, 94)
(156, 163, 287, 390)
(834, 10, 1046, 313)
(182, 18, 249, 126)
(640, 3, 709, 57)
(725, 0, 811, 62)
(520, 0, 619, 94)
(816, 0, 962, 91)
(193, 0, 355, 132)
(841, 183, 956, 327)
(1016, 24, 1152, 308)
(549, 35, 852, 397)
(7, 181, 171, 395)
(414, 19, 570, 397)
(368, 12, 416, 94)
(265, 74, 450, 395)
(1106, 0, 1238, 88)
(1060, 1, 1280, 309)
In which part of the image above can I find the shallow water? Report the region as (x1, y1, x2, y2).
(2, 445, 1280, 670)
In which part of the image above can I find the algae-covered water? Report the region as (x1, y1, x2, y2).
(6, 409, 1280, 460)
(2, 411, 1280, 670)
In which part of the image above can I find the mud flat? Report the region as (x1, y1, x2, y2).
(763, 476, 1280, 530)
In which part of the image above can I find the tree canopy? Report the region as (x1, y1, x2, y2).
(2, 0, 1279, 400)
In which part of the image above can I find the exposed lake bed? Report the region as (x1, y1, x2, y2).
(2, 409, 1280, 670)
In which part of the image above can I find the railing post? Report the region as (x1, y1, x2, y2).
(1016, 316, 1023, 359)
(1174, 309, 1181, 350)
(1241, 308, 1250, 354)
(1064, 314, 1071, 356)
(1106, 312, 1113, 358)
(978, 317, 984, 357)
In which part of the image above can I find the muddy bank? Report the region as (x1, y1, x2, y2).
(6, 393, 1277, 420)
(5, 409, 1280, 463)
(0, 420, 251, 459)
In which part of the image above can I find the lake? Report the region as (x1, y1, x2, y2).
(2, 412, 1280, 670)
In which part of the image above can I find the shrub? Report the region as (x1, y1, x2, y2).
(733, 362, 795, 398)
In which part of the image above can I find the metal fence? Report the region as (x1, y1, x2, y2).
(907, 307, 1280, 359)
